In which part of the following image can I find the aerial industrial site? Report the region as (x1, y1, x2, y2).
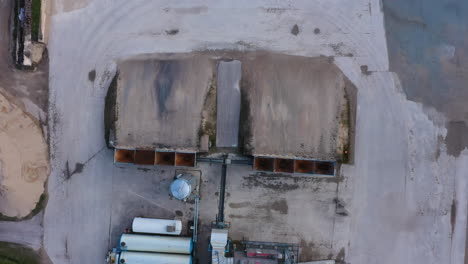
(0, 1, 467, 264)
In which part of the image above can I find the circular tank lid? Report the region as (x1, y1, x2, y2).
(170, 179, 192, 200)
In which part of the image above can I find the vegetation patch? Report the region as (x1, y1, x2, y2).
(238, 78, 253, 155)
(31, 0, 41, 41)
(104, 73, 118, 147)
(339, 92, 351, 164)
(336, 76, 357, 165)
(0, 242, 39, 264)
(11, 0, 19, 62)
(198, 74, 217, 147)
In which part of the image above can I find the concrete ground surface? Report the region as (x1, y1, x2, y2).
(216, 60, 241, 148)
(109, 161, 221, 263)
(44, 147, 222, 263)
(224, 165, 340, 262)
(0, 212, 43, 250)
(383, 0, 468, 156)
(38, 1, 467, 264)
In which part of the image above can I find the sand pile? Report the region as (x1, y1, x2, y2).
(0, 93, 49, 218)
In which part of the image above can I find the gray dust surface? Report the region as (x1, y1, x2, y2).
(383, 0, 468, 156)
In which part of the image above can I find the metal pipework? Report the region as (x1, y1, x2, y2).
(196, 156, 253, 166)
(217, 160, 228, 223)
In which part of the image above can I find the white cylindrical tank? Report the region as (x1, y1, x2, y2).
(118, 251, 192, 264)
(120, 234, 192, 254)
(132, 217, 182, 235)
(170, 174, 196, 200)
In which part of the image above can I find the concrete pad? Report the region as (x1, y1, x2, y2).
(224, 164, 339, 262)
(44, 1, 468, 264)
(0, 212, 43, 250)
(115, 57, 215, 150)
(107, 163, 222, 263)
(216, 60, 241, 148)
(44, 147, 221, 264)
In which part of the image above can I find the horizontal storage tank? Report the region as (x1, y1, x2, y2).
(120, 234, 192, 254)
(132, 217, 182, 235)
(118, 251, 192, 264)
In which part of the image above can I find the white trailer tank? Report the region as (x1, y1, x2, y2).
(132, 217, 182, 235)
(118, 251, 192, 264)
(120, 234, 192, 254)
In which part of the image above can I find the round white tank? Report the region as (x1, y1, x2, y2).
(118, 251, 192, 264)
(132, 217, 182, 235)
(120, 234, 192, 254)
(170, 174, 195, 200)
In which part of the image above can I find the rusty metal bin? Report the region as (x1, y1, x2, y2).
(274, 158, 294, 173)
(253, 157, 275, 172)
(114, 148, 135, 164)
(134, 150, 156, 165)
(156, 151, 176, 166)
(293, 159, 315, 174)
(314, 161, 335, 175)
(175, 152, 196, 167)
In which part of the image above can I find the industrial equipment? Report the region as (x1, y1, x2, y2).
(120, 234, 192, 254)
(210, 228, 233, 264)
(117, 251, 192, 264)
(170, 173, 196, 200)
(132, 217, 182, 235)
(106, 216, 195, 264)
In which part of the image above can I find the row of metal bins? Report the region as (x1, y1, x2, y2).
(118, 234, 193, 264)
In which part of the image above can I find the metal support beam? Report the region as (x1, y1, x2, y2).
(217, 159, 227, 223)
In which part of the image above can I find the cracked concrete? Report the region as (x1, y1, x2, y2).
(41, 1, 467, 264)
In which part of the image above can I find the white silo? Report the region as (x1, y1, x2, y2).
(119, 234, 192, 254)
(118, 251, 192, 264)
(170, 174, 196, 200)
(132, 217, 182, 235)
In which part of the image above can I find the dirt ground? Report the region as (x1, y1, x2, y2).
(0, 0, 49, 219)
(0, 93, 49, 218)
(383, 0, 468, 157)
